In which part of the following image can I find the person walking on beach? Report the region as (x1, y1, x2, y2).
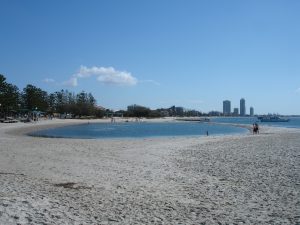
(253, 123, 259, 134)
(255, 123, 259, 134)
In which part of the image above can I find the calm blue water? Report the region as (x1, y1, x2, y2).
(211, 117, 300, 128)
(29, 122, 248, 139)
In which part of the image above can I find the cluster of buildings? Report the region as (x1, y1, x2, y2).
(223, 98, 254, 117)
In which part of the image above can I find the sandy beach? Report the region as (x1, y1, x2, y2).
(0, 119, 300, 224)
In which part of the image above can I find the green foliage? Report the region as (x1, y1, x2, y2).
(95, 108, 106, 118)
(148, 110, 161, 118)
(126, 104, 152, 117)
(49, 90, 99, 117)
(22, 84, 48, 111)
(0, 74, 104, 118)
(0, 74, 20, 115)
(75, 91, 96, 116)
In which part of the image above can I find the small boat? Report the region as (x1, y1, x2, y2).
(259, 116, 290, 122)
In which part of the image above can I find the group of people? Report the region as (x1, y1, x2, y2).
(253, 123, 259, 134)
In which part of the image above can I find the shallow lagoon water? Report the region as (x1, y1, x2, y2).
(30, 122, 248, 139)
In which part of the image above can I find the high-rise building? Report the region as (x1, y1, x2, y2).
(223, 100, 231, 116)
(233, 108, 239, 116)
(250, 107, 254, 116)
(240, 98, 246, 116)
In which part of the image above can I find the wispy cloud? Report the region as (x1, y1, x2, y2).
(139, 80, 161, 86)
(43, 78, 55, 83)
(62, 77, 78, 87)
(75, 65, 137, 86)
(296, 87, 300, 93)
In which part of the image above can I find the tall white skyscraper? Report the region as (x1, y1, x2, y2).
(233, 108, 239, 116)
(223, 100, 231, 116)
(250, 107, 254, 116)
(240, 98, 246, 116)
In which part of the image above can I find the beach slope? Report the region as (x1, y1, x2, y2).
(0, 120, 299, 224)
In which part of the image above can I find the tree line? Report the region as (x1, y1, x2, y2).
(1, 73, 204, 119)
(0, 74, 104, 118)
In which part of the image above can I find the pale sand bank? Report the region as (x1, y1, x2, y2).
(0, 119, 300, 224)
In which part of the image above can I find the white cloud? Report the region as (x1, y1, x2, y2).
(139, 80, 161, 86)
(76, 65, 137, 86)
(43, 78, 55, 83)
(96, 72, 137, 85)
(63, 77, 78, 87)
(60, 65, 158, 87)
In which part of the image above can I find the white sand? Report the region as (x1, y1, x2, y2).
(0, 119, 299, 224)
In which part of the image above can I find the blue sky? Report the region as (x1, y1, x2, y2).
(1, 0, 299, 115)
